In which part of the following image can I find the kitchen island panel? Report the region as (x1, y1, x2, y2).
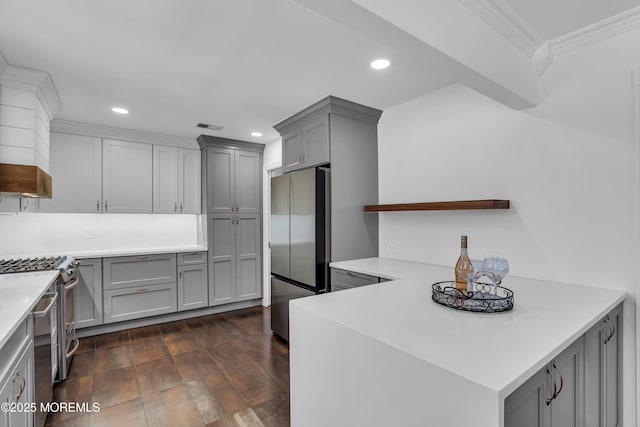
(290, 303, 499, 427)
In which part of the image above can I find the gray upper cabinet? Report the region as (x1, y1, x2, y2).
(103, 139, 153, 213)
(274, 95, 382, 263)
(585, 304, 622, 427)
(178, 148, 201, 214)
(280, 111, 329, 173)
(40, 133, 102, 213)
(153, 145, 179, 214)
(203, 144, 260, 214)
(76, 258, 103, 329)
(153, 146, 201, 214)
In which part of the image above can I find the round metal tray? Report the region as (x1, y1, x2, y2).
(431, 280, 514, 313)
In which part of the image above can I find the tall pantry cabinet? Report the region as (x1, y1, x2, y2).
(197, 136, 264, 306)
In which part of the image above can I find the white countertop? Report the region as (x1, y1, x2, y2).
(302, 257, 627, 398)
(0, 271, 59, 349)
(2, 245, 208, 260)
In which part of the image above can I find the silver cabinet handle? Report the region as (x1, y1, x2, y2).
(105, 200, 108, 212)
(174, 202, 177, 213)
(180, 202, 183, 213)
(14, 371, 25, 401)
(346, 271, 358, 277)
(137, 256, 149, 260)
(97, 200, 100, 211)
(179, 271, 182, 279)
(64, 278, 80, 292)
(33, 292, 58, 318)
(553, 362, 563, 399)
(546, 364, 556, 405)
(136, 288, 149, 292)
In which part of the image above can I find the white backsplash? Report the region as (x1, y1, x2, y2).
(0, 212, 204, 257)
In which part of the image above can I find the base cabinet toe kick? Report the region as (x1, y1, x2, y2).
(505, 303, 622, 427)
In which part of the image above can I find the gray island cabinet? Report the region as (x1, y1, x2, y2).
(198, 136, 264, 307)
(505, 303, 622, 427)
(291, 258, 626, 427)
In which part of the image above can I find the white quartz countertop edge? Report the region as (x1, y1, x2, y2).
(0, 271, 59, 349)
(324, 257, 628, 398)
(2, 245, 208, 260)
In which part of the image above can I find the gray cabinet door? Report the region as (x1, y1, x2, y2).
(604, 307, 621, 427)
(585, 305, 622, 427)
(40, 133, 102, 213)
(178, 148, 201, 214)
(505, 367, 550, 427)
(76, 258, 103, 329)
(550, 337, 584, 427)
(178, 264, 208, 311)
(282, 127, 303, 173)
(235, 150, 260, 214)
(302, 114, 329, 168)
(103, 139, 153, 213)
(209, 215, 236, 305)
(206, 147, 234, 214)
(153, 145, 179, 214)
(236, 214, 261, 301)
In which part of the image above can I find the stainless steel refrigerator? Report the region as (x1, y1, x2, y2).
(270, 167, 330, 341)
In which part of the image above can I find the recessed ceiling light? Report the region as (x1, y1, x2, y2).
(111, 107, 129, 114)
(370, 59, 391, 70)
(251, 132, 263, 137)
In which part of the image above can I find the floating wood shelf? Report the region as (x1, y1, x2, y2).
(363, 199, 510, 212)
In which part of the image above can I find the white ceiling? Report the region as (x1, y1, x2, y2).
(0, 0, 639, 143)
(503, 0, 640, 40)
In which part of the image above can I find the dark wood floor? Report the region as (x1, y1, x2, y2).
(45, 306, 290, 427)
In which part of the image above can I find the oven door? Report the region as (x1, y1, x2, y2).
(33, 289, 57, 427)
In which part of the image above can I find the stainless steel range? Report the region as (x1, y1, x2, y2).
(0, 256, 80, 382)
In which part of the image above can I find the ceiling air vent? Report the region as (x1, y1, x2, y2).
(195, 123, 224, 131)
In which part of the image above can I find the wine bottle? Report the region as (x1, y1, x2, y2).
(455, 235, 472, 296)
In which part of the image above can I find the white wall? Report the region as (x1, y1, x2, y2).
(0, 212, 202, 257)
(377, 29, 640, 426)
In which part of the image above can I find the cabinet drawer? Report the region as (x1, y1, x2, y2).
(103, 282, 177, 323)
(103, 254, 177, 290)
(331, 268, 380, 291)
(177, 251, 207, 266)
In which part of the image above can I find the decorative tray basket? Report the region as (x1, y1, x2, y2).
(431, 281, 514, 313)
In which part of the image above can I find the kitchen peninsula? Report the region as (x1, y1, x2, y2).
(289, 258, 626, 427)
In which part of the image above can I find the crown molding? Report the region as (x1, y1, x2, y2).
(550, 6, 640, 56)
(51, 119, 197, 148)
(532, 41, 554, 79)
(458, 0, 544, 58)
(0, 65, 62, 118)
(197, 135, 265, 153)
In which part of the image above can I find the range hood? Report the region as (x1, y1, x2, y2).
(0, 56, 61, 199)
(0, 163, 52, 198)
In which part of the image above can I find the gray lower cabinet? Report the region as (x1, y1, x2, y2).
(177, 252, 208, 312)
(585, 304, 622, 427)
(102, 254, 178, 323)
(104, 283, 177, 324)
(505, 336, 584, 427)
(506, 305, 622, 427)
(76, 258, 103, 329)
(103, 254, 177, 291)
(0, 319, 34, 427)
(208, 214, 261, 306)
(331, 268, 384, 291)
